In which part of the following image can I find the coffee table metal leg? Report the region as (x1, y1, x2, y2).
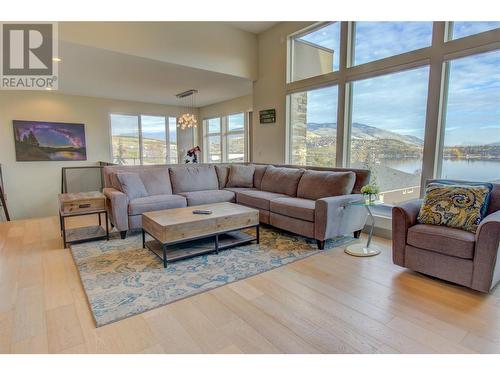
(61, 215, 67, 248)
(142, 229, 146, 249)
(162, 243, 168, 268)
(256, 225, 260, 244)
(105, 211, 109, 241)
(215, 234, 219, 254)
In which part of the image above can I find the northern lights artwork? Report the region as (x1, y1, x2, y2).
(13, 120, 87, 161)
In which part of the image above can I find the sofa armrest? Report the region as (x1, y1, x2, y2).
(472, 210, 500, 292)
(314, 194, 367, 240)
(103, 187, 129, 232)
(392, 199, 422, 267)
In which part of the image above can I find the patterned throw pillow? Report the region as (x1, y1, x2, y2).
(417, 183, 492, 233)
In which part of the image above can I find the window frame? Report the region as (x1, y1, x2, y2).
(287, 21, 340, 84)
(286, 21, 500, 213)
(203, 112, 249, 163)
(203, 116, 223, 163)
(109, 112, 179, 165)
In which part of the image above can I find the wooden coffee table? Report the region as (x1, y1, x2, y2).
(141, 202, 260, 267)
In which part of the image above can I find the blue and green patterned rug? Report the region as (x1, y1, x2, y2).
(70, 227, 354, 327)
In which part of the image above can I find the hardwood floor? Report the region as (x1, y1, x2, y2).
(0, 215, 499, 354)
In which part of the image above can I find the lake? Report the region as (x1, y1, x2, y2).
(384, 159, 500, 182)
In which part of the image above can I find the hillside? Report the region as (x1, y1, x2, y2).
(306, 122, 424, 146)
(304, 122, 500, 162)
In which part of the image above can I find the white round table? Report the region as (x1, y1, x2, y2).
(345, 199, 382, 257)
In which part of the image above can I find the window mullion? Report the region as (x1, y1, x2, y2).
(221, 117, 227, 163)
(138, 115, 143, 165)
(420, 21, 447, 196)
(164, 116, 169, 164)
(336, 21, 350, 168)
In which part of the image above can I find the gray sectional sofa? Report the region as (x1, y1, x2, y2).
(103, 163, 371, 249)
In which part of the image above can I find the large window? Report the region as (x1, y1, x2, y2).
(353, 22, 433, 66)
(440, 50, 500, 181)
(289, 22, 340, 82)
(203, 113, 248, 163)
(349, 67, 430, 205)
(110, 114, 178, 165)
(286, 21, 500, 211)
(289, 85, 338, 166)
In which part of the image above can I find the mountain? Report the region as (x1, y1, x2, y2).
(306, 122, 424, 146)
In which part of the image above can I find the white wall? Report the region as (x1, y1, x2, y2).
(60, 22, 258, 81)
(252, 22, 314, 164)
(0, 91, 196, 219)
(198, 94, 252, 120)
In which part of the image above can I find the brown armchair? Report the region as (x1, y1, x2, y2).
(392, 181, 500, 293)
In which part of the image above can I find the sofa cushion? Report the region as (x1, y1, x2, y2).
(260, 166, 304, 197)
(253, 165, 268, 189)
(178, 190, 235, 206)
(224, 187, 256, 193)
(139, 169, 173, 196)
(169, 165, 219, 193)
(128, 194, 187, 215)
(227, 164, 255, 188)
(407, 224, 476, 259)
(116, 173, 148, 200)
(215, 165, 230, 189)
(270, 197, 316, 222)
(297, 170, 356, 200)
(236, 190, 289, 211)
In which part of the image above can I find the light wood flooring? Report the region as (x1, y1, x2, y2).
(0, 215, 499, 354)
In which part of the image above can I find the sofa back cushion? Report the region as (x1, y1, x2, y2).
(271, 164, 370, 194)
(260, 166, 304, 197)
(253, 165, 268, 189)
(169, 165, 219, 193)
(116, 173, 148, 200)
(214, 165, 230, 189)
(297, 170, 356, 200)
(139, 169, 172, 196)
(227, 164, 255, 188)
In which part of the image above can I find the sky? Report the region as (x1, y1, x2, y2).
(298, 22, 500, 146)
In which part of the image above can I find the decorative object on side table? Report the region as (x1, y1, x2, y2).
(344, 198, 383, 257)
(360, 183, 380, 204)
(59, 191, 109, 248)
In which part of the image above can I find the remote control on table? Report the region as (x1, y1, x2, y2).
(192, 209, 212, 215)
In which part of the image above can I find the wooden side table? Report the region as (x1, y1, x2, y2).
(58, 191, 109, 248)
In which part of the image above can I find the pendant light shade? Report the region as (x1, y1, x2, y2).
(176, 89, 198, 130)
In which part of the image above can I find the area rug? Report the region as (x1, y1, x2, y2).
(70, 227, 354, 326)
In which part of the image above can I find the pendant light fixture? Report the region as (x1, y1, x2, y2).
(176, 89, 198, 130)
